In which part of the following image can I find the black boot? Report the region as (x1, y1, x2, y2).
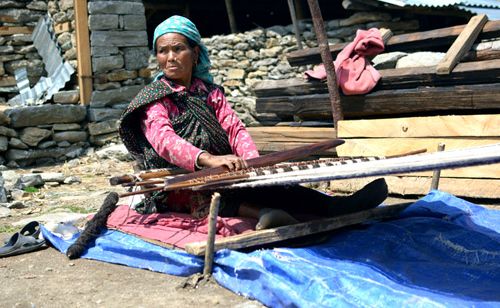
(327, 178, 388, 217)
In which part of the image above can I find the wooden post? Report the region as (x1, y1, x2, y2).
(436, 14, 488, 75)
(306, 0, 343, 136)
(430, 143, 445, 191)
(203, 192, 221, 276)
(224, 0, 238, 34)
(74, 0, 92, 105)
(287, 0, 303, 50)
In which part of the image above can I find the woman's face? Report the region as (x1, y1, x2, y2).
(156, 33, 199, 87)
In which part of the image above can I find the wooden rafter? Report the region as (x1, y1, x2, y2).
(74, 0, 92, 105)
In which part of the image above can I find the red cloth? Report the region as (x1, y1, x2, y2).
(304, 28, 384, 95)
(106, 205, 257, 249)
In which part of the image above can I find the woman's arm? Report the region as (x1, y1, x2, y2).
(208, 88, 260, 160)
(141, 100, 202, 171)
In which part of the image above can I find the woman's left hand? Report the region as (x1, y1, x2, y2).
(197, 152, 248, 171)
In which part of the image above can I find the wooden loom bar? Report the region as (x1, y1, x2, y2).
(184, 203, 411, 256)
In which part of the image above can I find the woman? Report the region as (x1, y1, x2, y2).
(119, 16, 388, 229)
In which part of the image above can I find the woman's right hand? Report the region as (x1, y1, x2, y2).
(197, 152, 248, 171)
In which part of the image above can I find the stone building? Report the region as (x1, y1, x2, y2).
(0, 0, 481, 167)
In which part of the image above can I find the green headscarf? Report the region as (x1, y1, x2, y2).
(153, 15, 213, 83)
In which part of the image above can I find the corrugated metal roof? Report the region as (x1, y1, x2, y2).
(377, 0, 500, 8)
(374, 0, 500, 19)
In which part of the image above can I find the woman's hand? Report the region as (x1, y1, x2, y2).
(197, 152, 248, 171)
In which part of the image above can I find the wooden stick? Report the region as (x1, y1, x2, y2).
(184, 203, 411, 256)
(430, 143, 445, 191)
(436, 14, 488, 75)
(109, 168, 188, 186)
(203, 192, 221, 276)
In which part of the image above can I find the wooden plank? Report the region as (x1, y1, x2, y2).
(74, 0, 92, 105)
(336, 137, 500, 179)
(286, 20, 500, 66)
(256, 83, 500, 120)
(248, 126, 336, 142)
(329, 176, 500, 199)
(436, 15, 488, 75)
(184, 203, 410, 256)
(253, 59, 500, 97)
(0, 26, 33, 35)
(337, 114, 500, 138)
(254, 141, 337, 155)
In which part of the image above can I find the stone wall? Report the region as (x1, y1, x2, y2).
(0, 1, 89, 168)
(87, 0, 150, 146)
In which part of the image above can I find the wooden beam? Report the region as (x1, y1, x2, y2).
(254, 141, 337, 155)
(184, 203, 410, 256)
(286, 20, 500, 66)
(330, 176, 500, 199)
(248, 126, 336, 143)
(253, 59, 500, 97)
(436, 15, 488, 75)
(74, 0, 92, 105)
(224, 0, 238, 33)
(336, 137, 500, 179)
(337, 114, 500, 138)
(0, 26, 33, 35)
(255, 83, 500, 120)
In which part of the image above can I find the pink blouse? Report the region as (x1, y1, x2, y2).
(140, 78, 259, 171)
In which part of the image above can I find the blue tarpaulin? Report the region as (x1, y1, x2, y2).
(42, 191, 500, 307)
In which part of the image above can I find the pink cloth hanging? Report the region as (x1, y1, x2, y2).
(304, 28, 385, 95)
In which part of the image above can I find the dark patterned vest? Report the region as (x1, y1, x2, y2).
(119, 78, 233, 169)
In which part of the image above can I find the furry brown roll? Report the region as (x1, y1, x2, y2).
(66, 192, 119, 259)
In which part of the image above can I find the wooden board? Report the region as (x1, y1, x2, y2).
(253, 59, 500, 97)
(248, 126, 336, 142)
(329, 176, 500, 199)
(74, 0, 92, 105)
(256, 83, 500, 120)
(336, 138, 500, 179)
(286, 20, 500, 66)
(436, 15, 488, 75)
(337, 114, 500, 138)
(184, 203, 410, 256)
(0, 26, 33, 35)
(254, 141, 337, 155)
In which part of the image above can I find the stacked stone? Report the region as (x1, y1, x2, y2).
(198, 11, 419, 126)
(87, 0, 150, 146)
(0, 104, 88, 167)
(0, 0, 47, 103)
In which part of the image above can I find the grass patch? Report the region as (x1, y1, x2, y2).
(23, 186, 39, 193)
(60, 205, 94, 214)
(0, 224, 18, 234)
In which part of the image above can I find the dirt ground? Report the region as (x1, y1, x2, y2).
(0, 154, 263, 307)
(0, 151, 497, 307)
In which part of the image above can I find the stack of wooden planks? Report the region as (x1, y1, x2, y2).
(334, 114, 500, 199)
(254, 19, 500, 121)
(249, 16, 500, 198)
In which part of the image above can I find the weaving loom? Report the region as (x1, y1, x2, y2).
(70, 141, 499, 261)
